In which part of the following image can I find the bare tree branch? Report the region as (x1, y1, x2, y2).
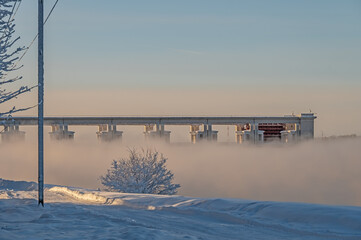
(1, 0, 33, 119)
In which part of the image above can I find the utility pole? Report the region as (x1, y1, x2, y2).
(38, 0, 44, 206)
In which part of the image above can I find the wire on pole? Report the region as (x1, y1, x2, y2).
(14, 0, 59, 68)
(9, 0, 22, 23)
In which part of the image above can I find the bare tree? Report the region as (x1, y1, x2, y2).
(1, 0, 32, 120)
(101, 149, 181, 195)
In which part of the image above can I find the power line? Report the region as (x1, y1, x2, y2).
(45, 0, 59, 25)
(14, 0, 59, 67)
(9, 0, 22, 22)
(8, 0, 17, 22)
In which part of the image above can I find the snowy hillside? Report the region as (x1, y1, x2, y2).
(1, 179, 361, 240)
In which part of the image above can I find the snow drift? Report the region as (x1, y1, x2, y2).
(1, 179, 361, 240)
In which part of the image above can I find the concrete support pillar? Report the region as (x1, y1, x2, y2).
(144, 124, 154, 134)
(207, 124, 218, 141)
(190, 125, 200, 144)
(256, 130, 265, 143)
(161, 124, 165, 132)
(1, 124, 25, 142)
(207, 124, 211, 140)
(235, 125, 242, 143)
(144, 123, 170, 143)
(295, 123, 300, 137)
(300, 113, 316, 140)
(203, 124, 208, 135)
(235, 124, 255, 144)
(189, 124, 217, 143)
(285, 123, 300, 141)
(254, 123, 258, 144)
(236, 124, 254, 144)
(281, 131, 288, 143)
(281, 130, 297, 143)
(96, 124, 123, 142)
(154, 123, 159, 132)
(240, 131, 252, 143)
(49, 124, 75, 140)
(253, 123, 264, 144)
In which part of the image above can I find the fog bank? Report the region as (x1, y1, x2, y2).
(1, 136, 360, 206)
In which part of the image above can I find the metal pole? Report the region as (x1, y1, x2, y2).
(38, 0, 44, 206)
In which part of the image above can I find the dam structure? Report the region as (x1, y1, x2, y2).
(0, 113, 316, 143)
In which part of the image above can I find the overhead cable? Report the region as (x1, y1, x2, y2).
(14, 0, 59, 67)
(9, 0, 22, 22)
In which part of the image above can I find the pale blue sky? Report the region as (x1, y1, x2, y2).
(13, 0, 361, 89)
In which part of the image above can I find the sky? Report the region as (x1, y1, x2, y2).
(2, 0, 361, 136)
(12, 0, 361, 88)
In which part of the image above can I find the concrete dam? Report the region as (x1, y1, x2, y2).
(0, 113, 316, 144)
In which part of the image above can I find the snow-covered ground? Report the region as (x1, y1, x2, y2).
(1, 179, 361, 240)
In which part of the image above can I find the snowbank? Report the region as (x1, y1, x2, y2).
(0, 178, 37, 191)
(1, 179, 361, 240)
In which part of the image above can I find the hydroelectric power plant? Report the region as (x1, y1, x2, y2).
(0, 113, 316, 144)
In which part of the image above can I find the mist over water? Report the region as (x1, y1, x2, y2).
(1, 133, 360, 207)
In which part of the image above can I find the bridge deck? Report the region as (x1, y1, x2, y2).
(1, 116, 302, 126)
